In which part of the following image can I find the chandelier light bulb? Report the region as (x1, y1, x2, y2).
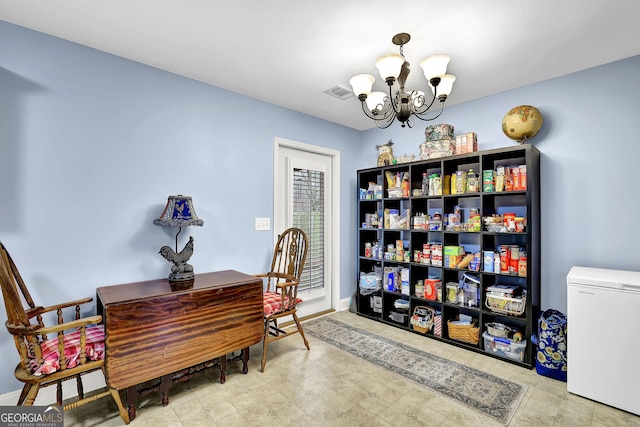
(365, 91, 387, 113)
(349, 74, 375, 99)
(375, 53, 404, 82)
(438, 74, 456, 98)
(420, 54, 451, 81)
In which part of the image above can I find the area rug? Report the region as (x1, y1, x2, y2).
(303, 317, 527, 426)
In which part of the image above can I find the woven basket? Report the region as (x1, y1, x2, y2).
(410, 306, 435, 334)
(447, 318, 480, 345)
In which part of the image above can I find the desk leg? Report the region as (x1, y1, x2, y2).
(242, 347, 250, 374)
(160, 374, 172, 406)
(218, 356, 226, 384)
(126, 387, 138, 421)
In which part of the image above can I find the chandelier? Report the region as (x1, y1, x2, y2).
(349, 33, 456, 129)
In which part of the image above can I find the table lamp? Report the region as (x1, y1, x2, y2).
(153, 195, 204, 281)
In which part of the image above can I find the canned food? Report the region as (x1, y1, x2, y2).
(431, 243, 443, 266)
(422, 243, 431, 265)
(518, 258, 527, 277)
(509, 246, 520, 274)
(364, 243, 372, 258)
(415, 280, 424, 298)
(499, 245, 510, 273)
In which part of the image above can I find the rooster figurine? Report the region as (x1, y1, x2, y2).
(159, 236, 195, 281)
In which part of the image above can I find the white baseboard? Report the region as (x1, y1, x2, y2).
(339, 296, 351, 311)
(0, 371, 106, 406)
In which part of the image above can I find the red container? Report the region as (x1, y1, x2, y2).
(503, 212, 516, 232)
(424, 278, 441, 301)
(422, 243, 431, 265)
(499, 245, 510, 274)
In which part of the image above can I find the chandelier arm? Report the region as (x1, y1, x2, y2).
(387, 83, 400, 116)
(414, 88, 438, 115)
(412, 102, 446, 122)
(359, 98, 396, 128)
(377, 100, 396, 122)
(359, 101, 379, 120)
(406, 116, 413, 128)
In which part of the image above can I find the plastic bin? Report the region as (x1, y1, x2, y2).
(387, 188, 404, 198)
(483, 331, 527, 362)
(388, 311, 408, 323)
(370, 295, 382, 313)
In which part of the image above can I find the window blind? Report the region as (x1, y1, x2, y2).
(292, 168, 324, 292)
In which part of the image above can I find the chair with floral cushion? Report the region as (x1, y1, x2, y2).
(256, 227, 309, 372)
(0, 241, 129, 424)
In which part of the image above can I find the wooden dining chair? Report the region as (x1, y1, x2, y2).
(0, 241, 129, 424)
(256, 227, 310, 372)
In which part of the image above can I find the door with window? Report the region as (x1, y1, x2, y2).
(274, 138, 339, 318)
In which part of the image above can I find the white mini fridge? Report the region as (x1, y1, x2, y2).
(567, 266, 640, 416)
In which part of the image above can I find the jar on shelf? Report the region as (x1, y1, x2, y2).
(415, 280, 424, 298)
(467, 169, 479, 192)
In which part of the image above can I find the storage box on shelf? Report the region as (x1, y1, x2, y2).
(389, 311, 409, 324)
(356, 145, 540, 367)
(447, 315, 481, 345)
(483, 332, 527, 362)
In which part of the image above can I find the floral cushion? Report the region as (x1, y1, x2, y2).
(29, 325, 105, 376)
(263, 291, 303, 317)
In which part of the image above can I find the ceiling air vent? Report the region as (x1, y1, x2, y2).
(323, 85, 354, 100)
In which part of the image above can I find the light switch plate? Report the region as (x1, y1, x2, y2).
(255, 217, 270, 231)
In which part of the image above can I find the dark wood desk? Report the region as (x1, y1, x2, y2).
(96, 270, 263, 419)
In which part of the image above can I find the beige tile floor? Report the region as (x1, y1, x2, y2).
(64, 310, 640, 426)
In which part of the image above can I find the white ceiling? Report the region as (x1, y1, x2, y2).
(1, 0, 639, 131)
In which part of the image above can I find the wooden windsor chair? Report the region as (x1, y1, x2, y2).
(0, 241, 129, 424)
(256, 227, 310, 372)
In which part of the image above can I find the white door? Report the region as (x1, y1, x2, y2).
(274, 138, 340, 318)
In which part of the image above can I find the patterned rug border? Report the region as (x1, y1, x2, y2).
(304, 316, 527, 426)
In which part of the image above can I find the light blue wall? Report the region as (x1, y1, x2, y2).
(360, 55, 640, 314)
(1, 18, 639, 394)
(0, 20, 362, 393)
